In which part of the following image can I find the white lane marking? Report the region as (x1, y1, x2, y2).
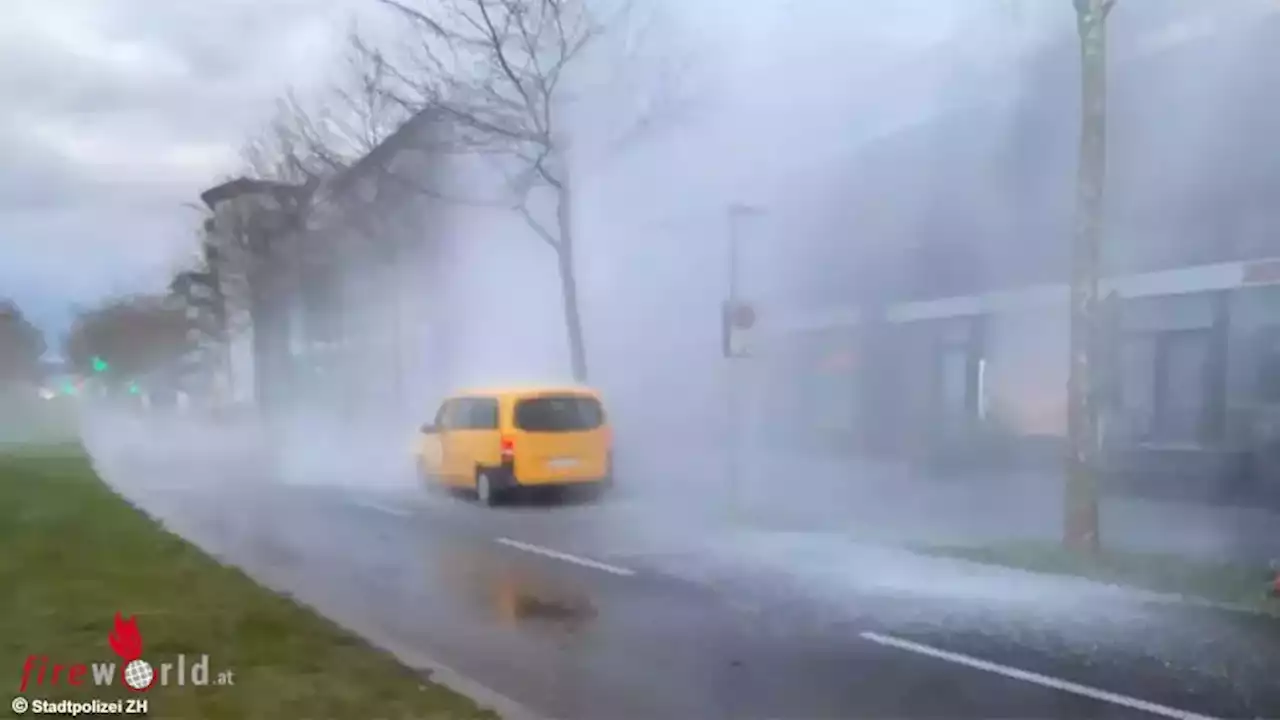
(859, 632, 1219, 720)
(495, 537, 636, 577)
(353, 500, 413, 518)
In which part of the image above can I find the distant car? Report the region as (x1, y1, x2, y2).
(414, 385, 614, 506)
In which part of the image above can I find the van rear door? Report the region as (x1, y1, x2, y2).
(510, 394, 609, 483)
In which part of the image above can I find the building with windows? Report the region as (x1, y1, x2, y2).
(760, 8, 1280, 501)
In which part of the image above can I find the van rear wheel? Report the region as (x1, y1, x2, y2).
(476, 470, 501, 507)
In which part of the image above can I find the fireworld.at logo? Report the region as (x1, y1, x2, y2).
(18, 612, 235, 693)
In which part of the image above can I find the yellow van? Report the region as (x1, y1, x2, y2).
(414, 385, 614, 506)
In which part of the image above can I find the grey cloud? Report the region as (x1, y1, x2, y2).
(0, 0, 1254, 345)
(0, 0, 366, 338)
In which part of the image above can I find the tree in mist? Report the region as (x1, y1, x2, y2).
(0, 300, 46, 386)
(242, 43, 412, 185)
(230, 51, 419, 411)
(63, 295, 191, 386)
(198, 176, 317, 410)
(1064, 0, 1117, 554)
(354, 0, 682, 382)
(227, 54, 404, 313)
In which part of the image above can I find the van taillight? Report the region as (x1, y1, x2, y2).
(500, 437, 515, 459)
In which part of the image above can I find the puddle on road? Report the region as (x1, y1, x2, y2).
(428, 539, 599, 632)
(499, 578, 599, 625)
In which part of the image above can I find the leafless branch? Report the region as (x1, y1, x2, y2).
(516, 203, 560, 249)
(344, 0, 687, 266)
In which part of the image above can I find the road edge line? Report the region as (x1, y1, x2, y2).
(859, 631, 1219, 720)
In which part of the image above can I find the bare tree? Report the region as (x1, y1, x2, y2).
(240, 97, 330, 186)
(355, 0, 684, 381)
(218, 50, 416, 409)
(1064, 0, 1117, 554)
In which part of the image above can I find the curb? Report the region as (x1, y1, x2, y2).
(96, 468, 549, 720)
(220, 561, 551, 720)
(321, 612, 550, 720)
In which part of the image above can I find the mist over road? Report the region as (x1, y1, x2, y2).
(84, 415, 1280, 720)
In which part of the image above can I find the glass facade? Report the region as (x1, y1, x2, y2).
(768, 280, 1280, 466)
(1227, 285, 1280, 444)
(981, 306, 1069, 437)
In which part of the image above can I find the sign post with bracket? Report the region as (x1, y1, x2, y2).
(723, 300, 758, 359)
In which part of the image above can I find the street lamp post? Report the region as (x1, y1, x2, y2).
(725, 202, 764, 516)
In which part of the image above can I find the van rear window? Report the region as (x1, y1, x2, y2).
(514, 395, 604, 432)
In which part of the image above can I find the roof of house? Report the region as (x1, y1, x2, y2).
(199, 177, 315, 210)
(322, 109, 440, 200)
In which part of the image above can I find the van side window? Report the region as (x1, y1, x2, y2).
(467, 398, 500, 430)
(446, 399, 472, 430)
(445, 397, 498, 430)
(433, 400, 453, 428)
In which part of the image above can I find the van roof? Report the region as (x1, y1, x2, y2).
(451, 384, 602, 399)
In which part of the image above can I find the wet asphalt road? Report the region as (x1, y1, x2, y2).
(91, 440, 1280, 720)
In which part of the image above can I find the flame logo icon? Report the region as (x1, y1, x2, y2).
(108, 613, 155, 692)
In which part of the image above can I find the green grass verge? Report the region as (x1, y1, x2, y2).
(918, 541, 1280, 616)
(0, 445, 500, 720)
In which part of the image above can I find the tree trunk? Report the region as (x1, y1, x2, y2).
(387, 235, 405, 419)
(248, 269, 272, 413)
(1065, 0, 1113, 554)
(555, 181, 589, 382)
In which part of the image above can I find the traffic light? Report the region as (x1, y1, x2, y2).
(127, 382, 141, 395)
(91, 356, 109, 373)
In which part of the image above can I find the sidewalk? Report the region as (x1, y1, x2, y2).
(623, 438, 1280, 566)
(760, 451, 1280, 566)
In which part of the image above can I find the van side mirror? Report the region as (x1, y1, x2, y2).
(419, 422, 438, 434)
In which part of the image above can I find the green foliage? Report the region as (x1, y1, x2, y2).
(63, 295, 191, 380)
(0, 299, 46, 384)
(0, 448, 499, 720)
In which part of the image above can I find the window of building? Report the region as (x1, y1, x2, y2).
(1154, 329, 1214, 444)
(1229, 285, 1280, 404)
(1123, 293, 1215, 333)
(1119, 334, 1157, 440)
(941, 347, 969, 416)
(1257, 329, 1280, 403)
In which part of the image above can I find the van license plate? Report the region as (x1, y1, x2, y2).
(548, 458, 579, 469)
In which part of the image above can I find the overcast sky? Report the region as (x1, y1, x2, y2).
(0, 0, 1039, 341)
(1, 0, 1240, 352)
(0, 0, 372, 341)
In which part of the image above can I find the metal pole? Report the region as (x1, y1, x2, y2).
(724, 203, 765, 517)
(728, 211, 741, 305)
(727, 209, 740, 514)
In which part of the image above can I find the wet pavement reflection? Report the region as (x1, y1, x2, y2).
(84, 430, 1280, 720)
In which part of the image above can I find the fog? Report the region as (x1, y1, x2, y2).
(64, 0, 1280, 575)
